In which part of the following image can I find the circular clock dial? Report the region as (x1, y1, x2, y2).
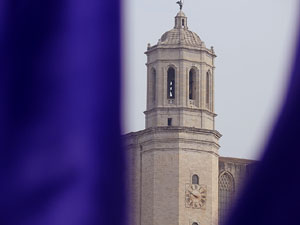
(185, 184, 207, 209)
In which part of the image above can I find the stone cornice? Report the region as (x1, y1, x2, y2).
(123, 126, 222, 139)
(219, 156, 258, 164)
(144, 107, 217, 117)
(141, 147, 219, 157)
(140, 137, 221, 149)
(145, 60, 214, 68)
(145, 44, 217, 57)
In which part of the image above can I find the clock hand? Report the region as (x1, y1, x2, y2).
(189, 190, 199, 198)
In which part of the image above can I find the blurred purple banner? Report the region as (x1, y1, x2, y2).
(225, 12, 300, 225)
(0, 1, 125, 225)
(1, 1, 300, 225)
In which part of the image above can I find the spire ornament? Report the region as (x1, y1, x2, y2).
(176, 0, 184, 10)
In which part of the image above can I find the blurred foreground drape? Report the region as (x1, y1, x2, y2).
(1, 1, 300, 225)
(225, 15, 300, 225)
(0, 1, 125, 225)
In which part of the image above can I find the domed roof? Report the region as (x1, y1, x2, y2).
(159, 28, 202, 47)
(157, 10, 203, 48)
(176, 10, 186, 17)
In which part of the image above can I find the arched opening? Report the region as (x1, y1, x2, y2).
(151, 68, 156, 102)
(192, 223, 199, 225)
(192, 174, 199, 184)
(189, 69, 196, 100)
(219, 172, 235, 225)
(167, 67, 175, 99)
(206, 71, 210, 105)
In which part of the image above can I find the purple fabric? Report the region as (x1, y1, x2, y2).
(1, 1, 300, 225)
(225, 18, 300, 225)
(0, 1, 125, 225)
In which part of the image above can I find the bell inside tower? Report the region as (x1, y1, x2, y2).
(167, 67, 175, 99)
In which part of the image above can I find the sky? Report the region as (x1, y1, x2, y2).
(122, 0, 299, 160)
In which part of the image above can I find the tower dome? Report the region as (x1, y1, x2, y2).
(158, 11, 204, 48)
(160, 28, 203, 47)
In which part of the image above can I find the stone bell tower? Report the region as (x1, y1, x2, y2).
(125, 5, 221, 225)
(145, 10, 216, 130)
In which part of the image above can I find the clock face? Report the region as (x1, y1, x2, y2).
(185, 184, 207, 209)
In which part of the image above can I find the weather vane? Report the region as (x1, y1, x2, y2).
(176, 0, 184, 10)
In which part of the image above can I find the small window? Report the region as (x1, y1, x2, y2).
(168, 118, 172, 126)
(182, 19, 185, 27)
(151, 68, 156, 101)
(192, 174, 199, 184)
(167, 67, 175, 99)
(192, 223, 199, 225)
(189, 69, 196, 100)
(206, 71, 210, 105)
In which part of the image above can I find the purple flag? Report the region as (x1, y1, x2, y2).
(0, 1, 125, 225)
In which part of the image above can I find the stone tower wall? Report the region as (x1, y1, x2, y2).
(145, 47, 216, 130)
(124, 127, 221, 225)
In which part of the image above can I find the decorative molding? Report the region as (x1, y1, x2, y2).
(141, 148, 219, 157)
(145, 44, 216, 57)
(146, 59, 214, 68)
(123, 126, 222, 139)
(144, 107, 217, 117)
(140, 136, 220, 148)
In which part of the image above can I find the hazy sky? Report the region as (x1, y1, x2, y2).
(122, 0, 299, 160)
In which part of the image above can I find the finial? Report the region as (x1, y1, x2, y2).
(176, 0, 184, 10)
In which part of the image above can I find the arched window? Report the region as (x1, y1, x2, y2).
(219, 172, 235, 225)
(206, 71, 210, 105)
(167, 67, 175, 99)
(189, 69, 196, 100)
(151, 68, 156, 101)
(192, 174, 199, 184)
(192, 223, 199, 225)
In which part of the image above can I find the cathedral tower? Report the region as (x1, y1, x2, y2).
(125, 6, 221, 225)
(145, 10, 216, 130)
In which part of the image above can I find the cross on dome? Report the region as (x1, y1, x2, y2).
(176, 0, 184, 10)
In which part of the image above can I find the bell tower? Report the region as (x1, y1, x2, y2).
(145, 10, 216, 131)
(125, 4, 221, 225)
